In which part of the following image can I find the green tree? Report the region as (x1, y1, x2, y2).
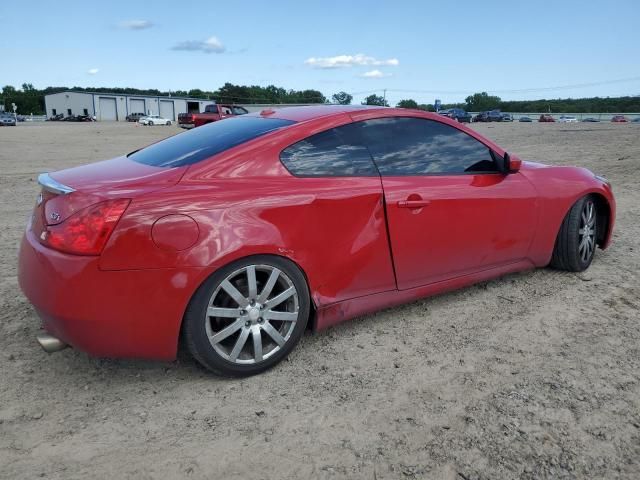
(188, 89, 208, 99)
(290, 89, 326, 103)
(465, 92, 502, 111)
(362, 94, 389, 107)
(396, 99, 418, 109)
(332, 91, 353, 105)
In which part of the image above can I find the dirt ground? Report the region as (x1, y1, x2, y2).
(0, 120, 638, 479)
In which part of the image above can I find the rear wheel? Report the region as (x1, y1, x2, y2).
(550, 195, 597, 271)
(148, 121, 154, 126)
(166, 121, 171, 125)
(183, 256, 310, 377)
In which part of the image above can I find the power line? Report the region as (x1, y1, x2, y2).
(355, 76, 640, 97)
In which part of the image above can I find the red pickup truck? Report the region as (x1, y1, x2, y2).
(178, 104, 249, 129)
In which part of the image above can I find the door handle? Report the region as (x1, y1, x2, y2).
(397, 199, 431, 208)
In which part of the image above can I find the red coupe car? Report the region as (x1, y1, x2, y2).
(18, 105, 615, 376)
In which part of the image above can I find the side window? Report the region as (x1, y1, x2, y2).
(280, 123, 378, 177)
(360, 117, 498, 175)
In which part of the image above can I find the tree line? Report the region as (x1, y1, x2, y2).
(1, 83, 328, 115)
(2, 84, 639, 115)
(390, 92, 640, 113)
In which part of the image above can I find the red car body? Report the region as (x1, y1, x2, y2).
(539, 114, 555, 122)
(611, 115, 628, 123)
(18, 106, 616, 361)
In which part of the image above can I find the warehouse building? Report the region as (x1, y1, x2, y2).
(44, 91, 217, 121)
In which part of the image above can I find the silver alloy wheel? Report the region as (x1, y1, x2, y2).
(578, 199, 596, 262)
(205, 265, 299, 365)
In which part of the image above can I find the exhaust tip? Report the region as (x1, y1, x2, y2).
(36, 333, 68, 353)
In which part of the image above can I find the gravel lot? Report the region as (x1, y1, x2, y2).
(1, 120, 638, 479)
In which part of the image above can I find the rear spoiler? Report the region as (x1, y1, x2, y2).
(38, 173, 75, 195)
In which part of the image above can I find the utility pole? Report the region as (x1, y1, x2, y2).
(383, 89, 387, 105)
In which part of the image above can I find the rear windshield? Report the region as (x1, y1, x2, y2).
(129, 117, 294, 167)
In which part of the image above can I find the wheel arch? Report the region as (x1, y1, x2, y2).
(590, 192, 612, 249)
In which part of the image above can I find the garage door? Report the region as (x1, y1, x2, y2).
(98, 97, 117, 121)
(159, 100, 175, 121)
(130, 98, 145, 115)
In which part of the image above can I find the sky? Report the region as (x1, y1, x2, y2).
(1, 0, 639, 106)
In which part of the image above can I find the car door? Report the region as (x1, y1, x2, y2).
(278, 120, 397, 303)
(352, 115, 538, 290)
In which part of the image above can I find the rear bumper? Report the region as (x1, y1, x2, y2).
(18, 230, 206, 360)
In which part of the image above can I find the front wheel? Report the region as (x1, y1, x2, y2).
(166, 121, 171, 125)
(148, 121, 154, 126)
(550, 195, 598, 272)
(183, 256, 310, 377)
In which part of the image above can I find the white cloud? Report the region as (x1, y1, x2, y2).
(304, 54, 399, 69)
(118, 19, 154, 30)
(172, 36, 225, 54)
(87, 68, 99, 75)
(361, 69, 391, 79)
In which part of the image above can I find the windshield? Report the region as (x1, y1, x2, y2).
(129, 116, 294, 167)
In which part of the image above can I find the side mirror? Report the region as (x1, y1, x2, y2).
(503, 152, 522, 173)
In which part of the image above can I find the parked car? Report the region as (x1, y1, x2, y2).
(139, 115, 172, 126)
(0, 114, 17, 126)
(558, 116, 578, 123)
(518, 116, 533, 122)
(632, 117, 640, 123)
(178, 104, 249, 129)
(447, 108, 472, 123)
(501, 113, 513, 122)
(582, 117, 600, 122)
(473, 110, 502, 122)
(611, 115, 628, 123)
(126, 112, 146, 122)
(539, 114, 555, 122)
(19, 106, 616, 377)
(63, 114, 95, 122)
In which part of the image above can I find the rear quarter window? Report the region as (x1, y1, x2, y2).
(129, 117, 294, 167)
(280, 123, 378, 177)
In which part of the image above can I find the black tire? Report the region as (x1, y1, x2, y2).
(166, 121, 171, 125)
(550, 195, 598, 272)
(183, 255, 310, 377)
(148, 121, 154, 126)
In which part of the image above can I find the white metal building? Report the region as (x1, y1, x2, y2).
(44, 91, 217, 121)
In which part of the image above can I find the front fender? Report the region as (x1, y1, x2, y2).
(520, 164, 616, 265)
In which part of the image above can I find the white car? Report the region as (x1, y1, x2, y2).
(139, 115, 172, 126)
(558, 115, 578, 123)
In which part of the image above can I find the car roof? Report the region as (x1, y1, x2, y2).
(246, 104, 388, 122)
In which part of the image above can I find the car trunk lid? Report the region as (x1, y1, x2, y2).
(35, 156, 186, 226)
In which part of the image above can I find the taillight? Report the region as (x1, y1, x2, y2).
(40, 199, 130, 255)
